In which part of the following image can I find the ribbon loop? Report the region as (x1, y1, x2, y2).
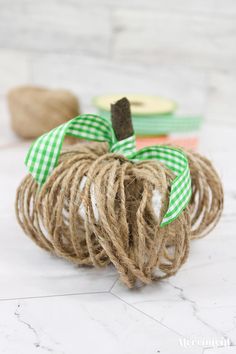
(110, 135, 136, 158)
(25, 114, 113, 185)
(25, 114, 191, 227)
(133, 146, 191, 226)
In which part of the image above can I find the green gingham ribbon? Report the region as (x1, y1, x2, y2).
(25, 114, 191, 227)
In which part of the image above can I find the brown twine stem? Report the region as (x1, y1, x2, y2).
(111, 97, 134, 141)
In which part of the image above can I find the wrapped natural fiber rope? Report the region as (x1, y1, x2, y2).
(8, 86, 79, 139)
(16, 98, 223, 288)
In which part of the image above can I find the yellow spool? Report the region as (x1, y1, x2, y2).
(93, 94, 176, 116)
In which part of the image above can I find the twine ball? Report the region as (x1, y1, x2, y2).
(16, 142, 223, 288)
(8, 86, 79, 139)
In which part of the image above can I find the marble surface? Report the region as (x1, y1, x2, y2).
(0, 97, 236, 353)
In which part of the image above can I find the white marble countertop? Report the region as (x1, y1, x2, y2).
(0, 99, 236, 354)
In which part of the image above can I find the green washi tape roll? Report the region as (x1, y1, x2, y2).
(93, 94, 203, 136)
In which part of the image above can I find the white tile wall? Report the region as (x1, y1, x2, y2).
(0, 50, 31, 95)
(207, 70, 236, 125)
(0, 1, 111, 56)
(112, 10, 236, 71)
(0, 0, 235, 125)
(30, 53, 207, 113)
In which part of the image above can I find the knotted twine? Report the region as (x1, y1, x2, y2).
(16, 109, 223, 287)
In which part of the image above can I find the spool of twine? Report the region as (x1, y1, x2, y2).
(8, 86, 80, 139)
(16, 141, 223, 288)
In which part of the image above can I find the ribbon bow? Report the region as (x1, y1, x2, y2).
(25, 114, 191, 227)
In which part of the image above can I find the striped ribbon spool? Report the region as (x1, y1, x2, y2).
(97, 109, 203, 136)
(93, 95, 202, 136)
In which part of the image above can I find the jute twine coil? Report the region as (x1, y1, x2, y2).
(16, 143, 223, 288)
(8, 86, 79, 139)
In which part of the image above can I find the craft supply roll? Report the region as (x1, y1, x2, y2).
(93, 94, 203, 149)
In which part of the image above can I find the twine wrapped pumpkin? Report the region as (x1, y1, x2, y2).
(16, 98, 223, 288)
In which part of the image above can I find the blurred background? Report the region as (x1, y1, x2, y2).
(0, 0, 235, 148)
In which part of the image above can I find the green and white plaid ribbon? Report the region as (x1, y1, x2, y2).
(25, 114, 191, 227)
